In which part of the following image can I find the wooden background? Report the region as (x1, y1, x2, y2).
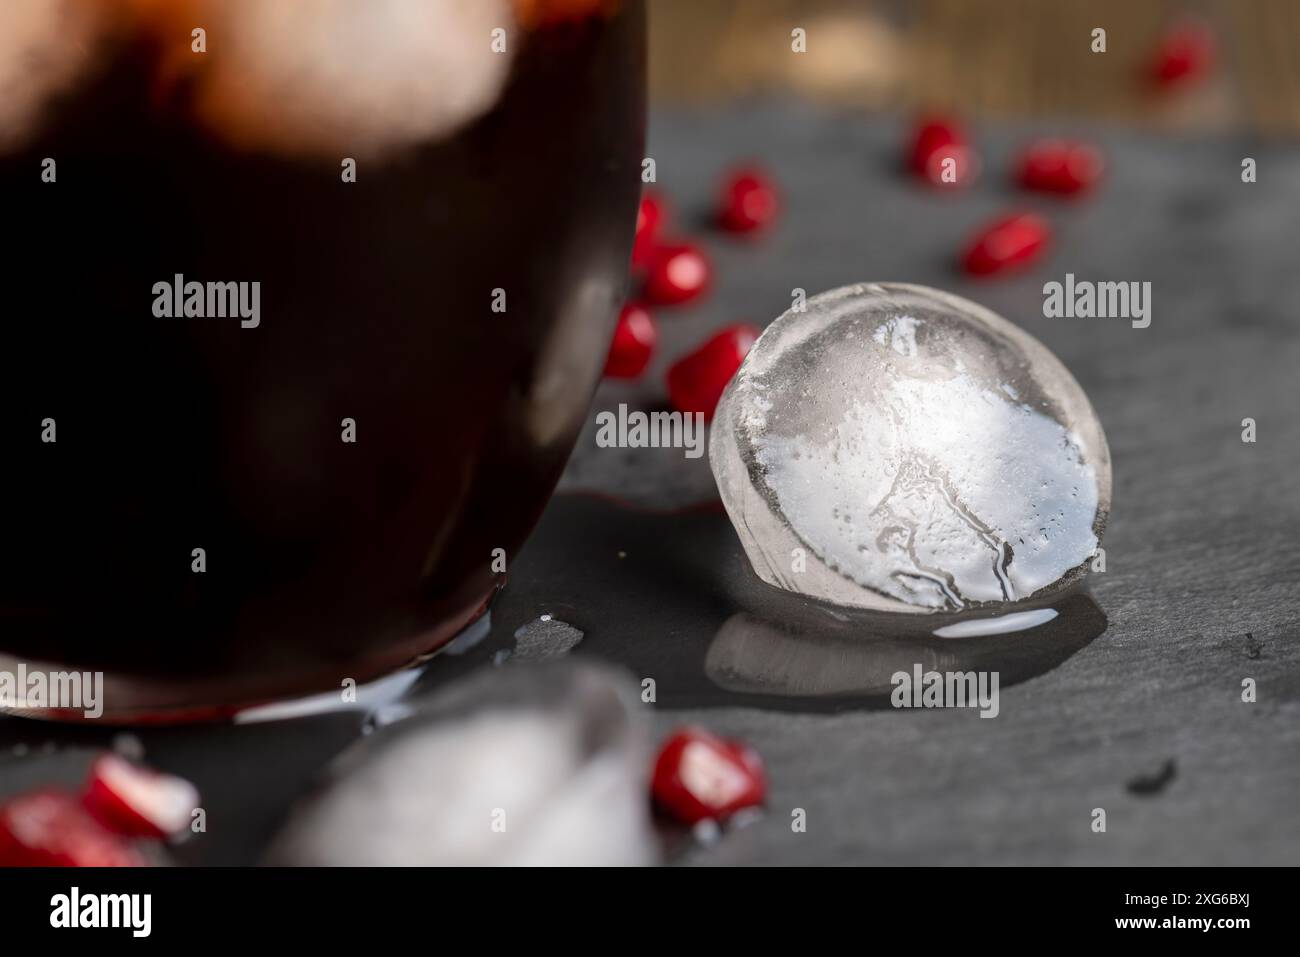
(649, 0, 1300, 135)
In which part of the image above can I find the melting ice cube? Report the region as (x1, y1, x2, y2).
(710, 283, 1111, 613)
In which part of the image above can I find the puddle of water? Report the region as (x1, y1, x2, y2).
(406, 494, 1106, 713)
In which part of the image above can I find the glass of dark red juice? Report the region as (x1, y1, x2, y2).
(0, 0, 645, 720)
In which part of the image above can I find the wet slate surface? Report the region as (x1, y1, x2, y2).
(2, 102, 1298, 865)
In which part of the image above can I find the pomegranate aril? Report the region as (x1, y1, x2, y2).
(643, 241, 712, 306)
(908, 117, 958, 172)
(961, 212, 1051, 277)
(717, 166, 780, 233)
(603, 302, 657, 379)
(1016, 139, 1104, 195)
(1150, 20, 1215, 87)
(631, 191, 668, 271)
(666, 323, 758, 421)
(0, 790, 146, 867)
(908, 116, 977, 187)
(82, 753, 199, 840)
(651, 727, 766, 825)
(923, 144, 978, 188)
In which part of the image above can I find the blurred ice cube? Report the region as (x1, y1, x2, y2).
(196, 0, 515, 159)
(710, 283, 1110, 613)
(2, 0, 516, 159)
(266, 662, 655, 866)
(0, 1, 107, 149)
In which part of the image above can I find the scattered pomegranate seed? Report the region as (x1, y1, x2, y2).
(907, 116, 977, 187)
(1150, 20, 1216, 88)
(651, 727, 766, 825)
(643, 241, 712, 306)
(604, 303, 658, 379)
(0, 790, 146, 867)
(1016, 139, 1104, 195)
(82, 753, 199, 840)
(716, 166, 780, 233)
(631, 191, 668, 271)
(666, 323, 758, 421)
(961, 212, 1051, 277)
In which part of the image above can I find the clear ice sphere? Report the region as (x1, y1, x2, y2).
(710, 283, 1111, 613)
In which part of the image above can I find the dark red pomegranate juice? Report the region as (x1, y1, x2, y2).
(0, 2, 645, 719)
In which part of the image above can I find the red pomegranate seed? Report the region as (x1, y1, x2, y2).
(643, 241, 712, 306)
(1150, 20, 1215, 87)
(603, 302, 658, 379)
(0, 790, 146, 867)
(961, 212, 1050, 277)
(717, 166, 780, 233)
(631, 192, 668, 271)
(907, 116, 977, 187)
(1016, 139, 1104, 195)
(632, 194, 666, 270)
(666, 323, 758, 421)
(651, 727, 766, 825)
(82, 753, 199, 840)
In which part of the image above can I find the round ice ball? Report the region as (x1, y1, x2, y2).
(710, 283, 1111, 613)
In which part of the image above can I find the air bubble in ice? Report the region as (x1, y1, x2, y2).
(710, 283, 1111, 613)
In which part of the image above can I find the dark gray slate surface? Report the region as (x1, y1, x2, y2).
(564, 101, 1300, 864)
(1, 101, 1296, 866)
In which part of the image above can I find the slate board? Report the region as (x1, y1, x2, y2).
(569, 101, 1300, 865)
(2, 101, 1297, 866)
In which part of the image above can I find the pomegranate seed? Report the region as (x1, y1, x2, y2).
(1150, 20, 1215, 87)
(717, 166, 780, 233)
(961, 212, 1050, 277)
(666, 323, 758, 421)
(603, 303, 657, 379)
(0, 790, 146, 867)
(643, 241, 712, 306)
(651, 727, 766, 825)
(82, 753, 200, 840)
(631, 192, 668, 271)
(907, 116, 978, 187)
(1016, 139, 1104, 195)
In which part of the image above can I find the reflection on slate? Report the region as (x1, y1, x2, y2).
(706, 598, 1104, 703)
(431, 495, 1105, 713)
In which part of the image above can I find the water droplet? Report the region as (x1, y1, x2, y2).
(512, 616, 583, 661)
